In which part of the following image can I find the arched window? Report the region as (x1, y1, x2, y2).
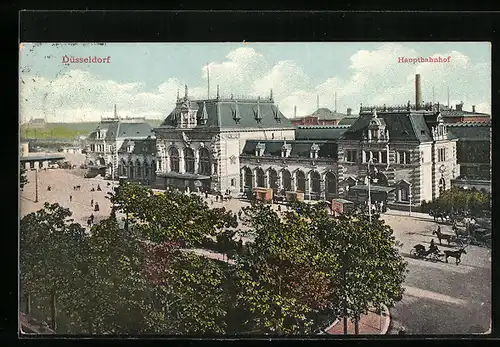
(310, 171, 321, 194)
(136, 159, 142, 178)
(296, 170, 306, 192)
(199, 148, 211, 175)
(281, 170, 292, 192)
(169, 147, 180, 173)
(243, 167, 253, 189)
(439, 177, 446, 194)
(120, 159, 127, 176)
(256, 168, 265, 187)
(325, 172, 337, 195)
(184, 147, 195, 173)
(268, 169, 278, 191)
(129, 161, 134, 179)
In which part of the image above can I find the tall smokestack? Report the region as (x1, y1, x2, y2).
(316, 95, 319, 110)
(294, 105, 297, 118)
(415, 74, 422, 110)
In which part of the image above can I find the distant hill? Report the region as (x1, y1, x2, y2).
(20, 119, 164, 140)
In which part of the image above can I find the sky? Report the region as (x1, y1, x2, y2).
(19, 42, 491, 123)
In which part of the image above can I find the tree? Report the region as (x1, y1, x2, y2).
(233, 203, 335, 334)
(108, 182, 237, 246)
(234, 201, 407, 335)
(141, 242, 229, 334)
(20, 167, 29, 190)
(20, 203, 87, 332)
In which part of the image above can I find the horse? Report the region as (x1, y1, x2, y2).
(432, 228, 453, 245)
(429, 210, 447, 223)
(443, 248, 467, 265)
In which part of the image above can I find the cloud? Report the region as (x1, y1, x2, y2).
(19, 44, 491, 123)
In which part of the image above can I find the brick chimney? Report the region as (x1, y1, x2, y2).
(456, 102, 463, 111)
(347, 108, 352, 116)
(472, 105, 476, 113)
(415, 74, 422, 109)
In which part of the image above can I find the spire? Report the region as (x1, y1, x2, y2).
(216, 84, 220, 99)
(184, 84, 188, 99)
(201, 101, 209, 124)
(270, 88, 273, 100)
(207, 62, 210, 99)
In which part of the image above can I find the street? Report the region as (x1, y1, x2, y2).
(19, 167, 492, 335)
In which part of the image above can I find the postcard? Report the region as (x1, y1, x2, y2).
(19, 42, 491, 336)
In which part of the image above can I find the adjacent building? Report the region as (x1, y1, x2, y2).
(290, 107, 351, 126)
(84, 106, 156, 182)
(337, 104, 460, 209)
(447, 121, 491, 180)
(153, 86, 295, 194)
(439, 103, 490, 124)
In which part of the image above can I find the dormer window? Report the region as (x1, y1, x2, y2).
(281, 142, 292, 158)
(200, 102, 209, 125)
(310, 143, 320, 159)
(254, 101, 262, 123)
(232, 101, 241, 124)
(273, 106, 281, 123)
(255, 142, 266, 156)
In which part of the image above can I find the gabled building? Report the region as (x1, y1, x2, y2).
(85, 105, 156, 180)
(153, 86, 295, 193)
(337, 103, 460, 209)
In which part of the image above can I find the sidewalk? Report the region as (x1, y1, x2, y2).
(324, 305, 390, 335)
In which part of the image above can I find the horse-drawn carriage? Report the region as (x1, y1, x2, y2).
(410, 244, 443, 262)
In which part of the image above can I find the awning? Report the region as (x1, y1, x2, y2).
(157, 172, 211, 180)
(349, 185, 396, 193)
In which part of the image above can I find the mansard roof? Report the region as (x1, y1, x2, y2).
(87, 118, 155, 141)
(446, 122, 491, 140)
(241, 139, 338, 159)
(159, 96, 294, 130)
(295, 125, 350, 141)
(118, 138, 156, 154)
(340, 109, 436, 142)
(337, 117, 359, 126)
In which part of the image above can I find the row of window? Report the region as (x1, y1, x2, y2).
(344, 150, 412, 164)
(90, 144, 106, 152)
(162, 147, 212, 175)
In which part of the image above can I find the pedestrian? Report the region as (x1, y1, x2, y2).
(205, 191, 209, 199)
(91, 199, 94, 207)
(277, 204, 281, 212)
(90, 213, 94, 223)
(437, 225, 441, 234)
(97, 184, 101, 191)
(430, 238, 435, 250)
(238, 210, 242, 220)
(94, 203, 100, 212)
(69, 195, 72, 202)
(215, 195, 219, 202)
(211, 199, 214, 205)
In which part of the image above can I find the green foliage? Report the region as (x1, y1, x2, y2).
(21, 126, 89, 140)
(108, 182, 237, 246)
(426, 187, 490, 217)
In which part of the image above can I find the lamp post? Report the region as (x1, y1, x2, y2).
(34, 167, 39, 203)
(367, 158, 378, 223)
(409, 183, 412, 216)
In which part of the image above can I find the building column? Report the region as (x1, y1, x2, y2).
(178, 149, 185, 174)
(304, 178, 310, 200)
(362, 150, 366, 163)
(320, 179, 326, 200)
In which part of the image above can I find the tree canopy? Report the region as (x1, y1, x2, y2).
(21, 185, 407, 335)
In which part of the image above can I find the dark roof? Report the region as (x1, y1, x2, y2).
(310, 108, 347, 120)
(118, 138, 156, 154)
(159, 97, 294, 130)
(447, 123, 491, 140)
(295, 126, 350, 141)
(87, 119, 154, 140)
(340, 111, 435, 142)
(440, 109, 490, 118)
(20, 155, 65, 162)
(337, 117, 359, 126)
(241, 140, 338, 159)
